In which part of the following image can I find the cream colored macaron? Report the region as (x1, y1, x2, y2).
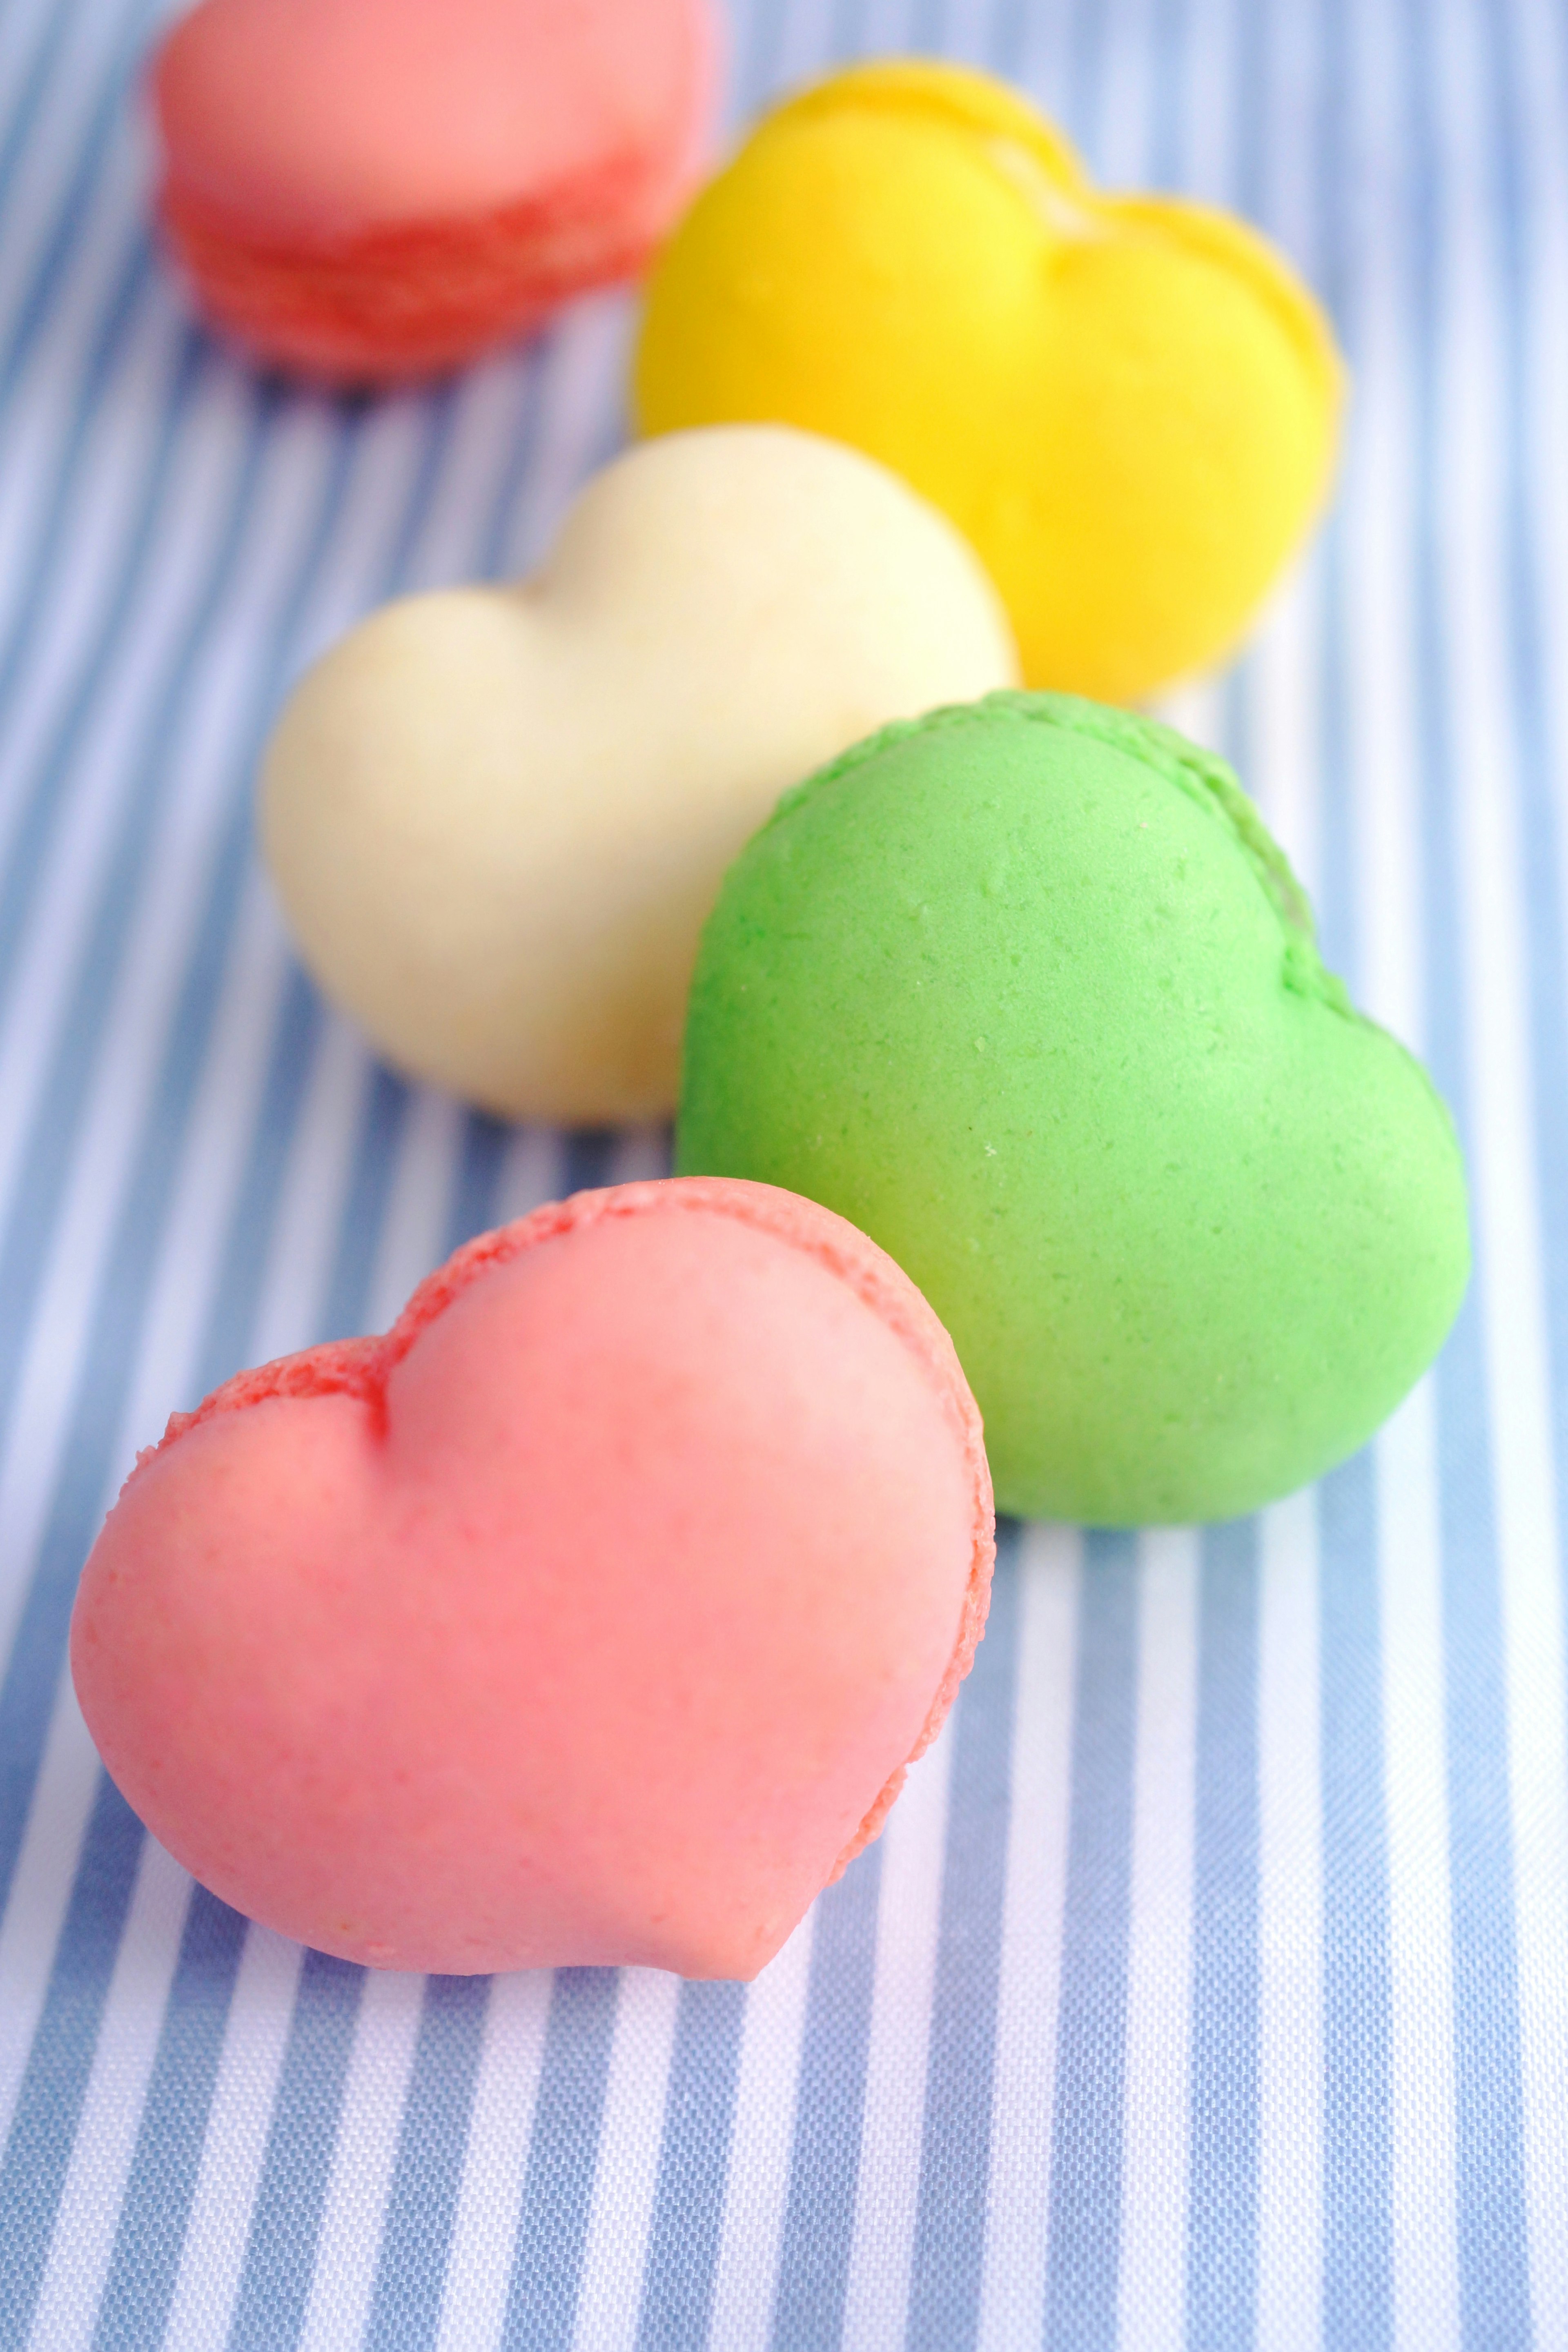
(259, 424, 1018, 1123)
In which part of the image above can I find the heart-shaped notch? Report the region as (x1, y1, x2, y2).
(71, 1179, 993, 1979)
(259, 424, 1016, 1123)
(677, 695, 1470, 1526)
(635, 60, 1345, 702)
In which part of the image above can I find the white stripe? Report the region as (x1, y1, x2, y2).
(24, 1836, 193, 2352)
(1169, 0, 1237, 210)
(1255, 1487, 1325, 2352)
(1250, 566, 1324, 905)
(398, 359, 546, 598)
(1343, 16, 1462, 2335)
(1157, 679, 1225, 761)
(610, 1126, 675, 1186)
(364, 1090, 467, 1335)
(570, 1971, 684, 2352)
(244, 1019, 375, 1367)
(1515, 0, 1568, 1025)
(495, 1129, 568, 1226)
(432, 1970, 554, 2352)
(113, 890, 292, 1435)
(704, 1909, 817, 2352)
(160, 1927, 305, 2352)
(0, 0, 71, 130)
(0, 0, 146, 343)
(1115, 1527, 1199, 2352)
(488, 296, 636, 581)
(0, 913, 317, 2154)
(1093, 0, 1160, 191)
(0, 270, 178, 717)
(1430, 21, 1568, 2352)
(294, 1971, 428, 2352)
(0, 1685, 101, 2151)
(0, 371, 273, 1199)
(1377, 1385, 1460, 2352)
(839, 1723, 958, 2351)
(765, 0, 840, 87)
(976, 1525, 1080, 2352)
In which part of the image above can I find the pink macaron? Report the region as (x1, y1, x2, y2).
(150, 0, 720, 383)
(71, 1179, 993, 1979)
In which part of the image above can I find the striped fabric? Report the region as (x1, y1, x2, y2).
(1, 0, 1566, 2344)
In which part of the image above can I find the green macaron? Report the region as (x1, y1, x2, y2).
(676, 691, 1469, 1525)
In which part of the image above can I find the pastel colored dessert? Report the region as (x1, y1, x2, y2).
(260, 424, 1017, 1124)
(71, 1178, 994, 1979)
(635, 60, 1344, 703)
(677, 695, 1470, 1526)
(151, 0, 718, 382)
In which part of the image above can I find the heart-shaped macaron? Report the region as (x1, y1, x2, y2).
(151, 0, 719, 381)
(259, 423, 1016, 1124)
(635, 60, 1344, 703)
(678, 695, 1470, 1526)
(71, 1179, 993, 1978)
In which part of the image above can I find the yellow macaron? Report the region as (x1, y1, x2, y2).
(634, 60, 1345, 703)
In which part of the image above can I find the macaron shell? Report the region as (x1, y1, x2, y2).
(258, 426, 1018, 1124)
(634, 58, 1343, 701)
(677, 695, 1470, 1526)
(71, 1180, 993, 1978)
(152, 0, 718, 379)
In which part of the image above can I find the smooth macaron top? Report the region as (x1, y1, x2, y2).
(258, 424, 1017, 1126)
(72, 1178, 993, 1979)
(677, 693, 1470, 1526)
(154, 0, 718, 239)
(635, 57, 1343, 701)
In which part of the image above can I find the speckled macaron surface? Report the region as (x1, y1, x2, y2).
(677, 692, 1470, 1525)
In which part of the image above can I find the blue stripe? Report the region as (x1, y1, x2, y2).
(0, 371, 463, 1901)
(0, 357, 262, 1451)
(444, 1112, 515, 1254)
(0, 397, 325, 1920)
(767, 1842, 884, 2351)
(1405, 2, 1532, 2341)
(316, 1066, 414, 1344)
(1145, 0, 1188, 188)
(220, 804, 470, 2352)
(561, 1131, 618, 1198)
(0, 0, 87, 222)
(91, 1889, 249, 2352)
(1063, 0, 1107, 171)
(475, 359, 550, 582)
(228, 1951, 367, 2352)
(1187, 1519, 1262, 2352)
(905, 1525, 1021, 2352)
(0, 383, 506, 2344)
(0, 236, 158, 755)
(0, 390, 453, 2321)
(0, 323, 208, 1009)
(79, 978, 328, 2340)
(1041, 1530, 1140, 2352)
(1309, 6, 1399, 2318)
(0, 0, 163, 422)
(501, 1969, 622, 2352)
(188, 970, 326, 1397)
(1318, 1452, 1394, 2352)
(1481, 0, 1568, 1708)
(989, 0, 1031, 89)
(0, 1773, 146, 2342)
(634, 1980, 747, 2352)
(364, 1975, 493, 2352)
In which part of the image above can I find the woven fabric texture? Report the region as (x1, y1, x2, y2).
(1, 0, 1566, 2345)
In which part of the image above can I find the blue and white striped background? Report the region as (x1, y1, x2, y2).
(2, 0, 1566, 2344)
